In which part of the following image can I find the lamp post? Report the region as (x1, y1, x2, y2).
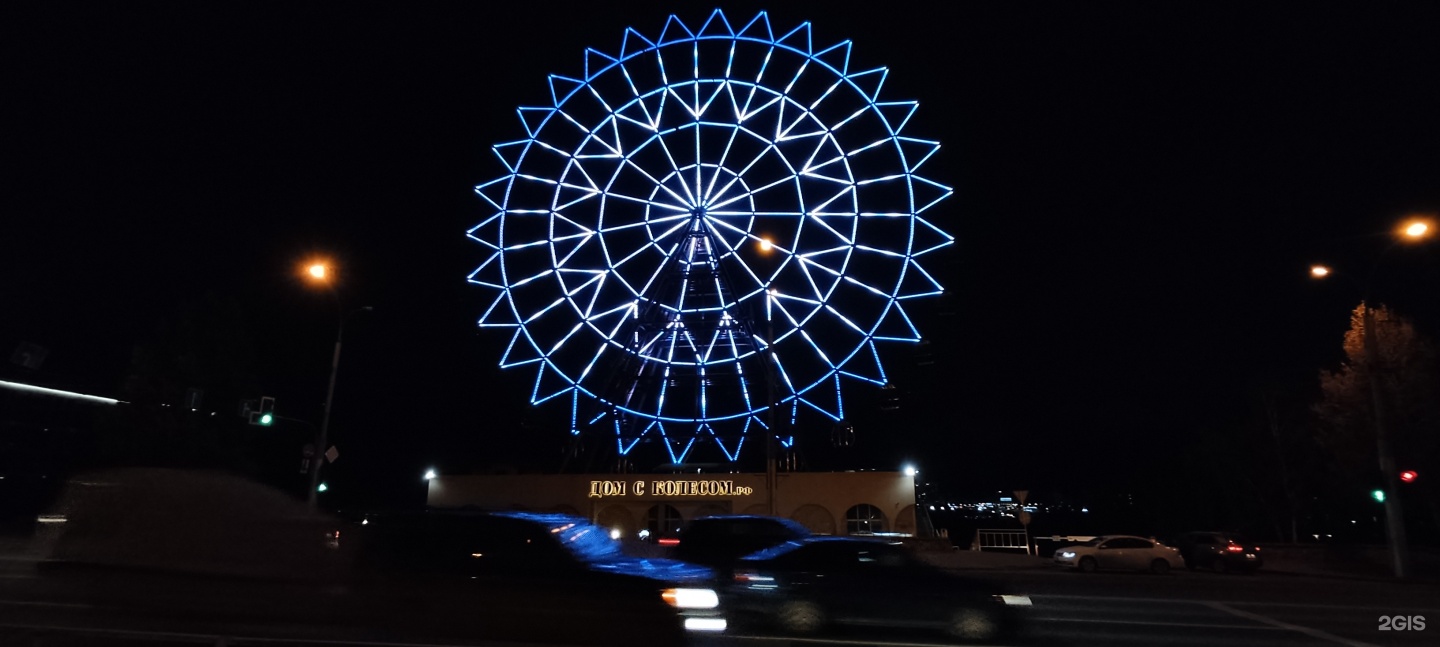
(903, 464, 921, 536)
(757, 238, 780, 516)
(765, 286, 779, 516)
(303, 261, 371, 511)
(1311, 216, 1432, 578)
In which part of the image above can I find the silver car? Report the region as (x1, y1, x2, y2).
(1052, 535, 1183, 574)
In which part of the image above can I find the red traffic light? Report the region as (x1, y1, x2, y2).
(1399, 470, 1418, 483)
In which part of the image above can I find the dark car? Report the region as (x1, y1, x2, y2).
(1172, 531, 1264, 573)
(671, 515, 811, 574)
(351, 511, 726, 644)
(723, 537, 1025, 642)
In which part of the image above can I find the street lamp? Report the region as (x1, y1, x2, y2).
(1310, 216, 1433, 578)
(302, 260, 371, 511)
(902, 464, 926, 538)
(755, 236, 782, 516)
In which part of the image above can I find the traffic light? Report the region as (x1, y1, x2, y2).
(1400, 470, 1418, 484)
(1371, 489, 1386, 503)
(249, 396, 275, 426)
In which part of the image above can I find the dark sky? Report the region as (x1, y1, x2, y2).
(5, 1, 1440, 504)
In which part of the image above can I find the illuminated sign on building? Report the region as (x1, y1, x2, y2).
(587, 479, 755, 499)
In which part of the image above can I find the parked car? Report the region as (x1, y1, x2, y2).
(1172, 531, 1264, 573)
(1051, 535, 1183, 574)
(671, 515, 810, 575)
(723, 537, 1025, 641)
(352, 510, 726, 644)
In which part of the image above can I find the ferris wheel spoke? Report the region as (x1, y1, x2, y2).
(701, 122, 744, 204)
(628, 232, 686, 299)
(708, 170, 796, 212)
(473, 10, 951, 462)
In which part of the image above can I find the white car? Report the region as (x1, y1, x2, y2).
(1052, 535, 1183, 574)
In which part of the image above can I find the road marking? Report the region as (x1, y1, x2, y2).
(1028, 616, 1283, 630)
(721, 634, 1002, 647)
(0, 622, 517, 647)
(0, 599, 92, 609)
(1230, 600, 1440, 614)
(1033, 593, 1438, 614)
(1203, 601, 1379, 647)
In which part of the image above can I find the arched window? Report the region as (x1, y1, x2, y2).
(647, 504, 684, 538)
(845, 504, 886, 535)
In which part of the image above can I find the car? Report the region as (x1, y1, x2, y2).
(723, 536, 1026, 641)
(1051, 535, 1183, 574)
(1172, 531, 1264, 573)
(352, 510, 727, 644)
(670, 514, 810, 575)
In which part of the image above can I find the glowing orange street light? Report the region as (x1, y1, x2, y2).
(1310, 265, 1331, 278)
(1402, 220, 1431, 240)
(308, 263, 328, 280)
(758, 237, 773, 252)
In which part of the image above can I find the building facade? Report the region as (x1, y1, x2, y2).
(427, 471, 918, 538)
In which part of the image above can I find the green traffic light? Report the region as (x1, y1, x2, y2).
(259, 413, 274, 426)
(1372, 489, 1386, 503)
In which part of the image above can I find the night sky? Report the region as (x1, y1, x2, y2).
(6, 1, 1440, 508)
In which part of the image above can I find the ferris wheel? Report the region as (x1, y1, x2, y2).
(470, 9, 953, 464)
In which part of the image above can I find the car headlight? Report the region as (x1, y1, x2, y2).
(662, 588, 719, 609)
(1059, 551, 1076, 559)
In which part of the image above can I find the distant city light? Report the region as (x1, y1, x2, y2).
(1310, 265, 1330, 277)
(424, 468, 438, 481)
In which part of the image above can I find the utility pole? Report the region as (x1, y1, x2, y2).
(1361, 302, 1411, 578)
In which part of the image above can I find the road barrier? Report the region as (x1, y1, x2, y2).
(973, 528, 1031, 554)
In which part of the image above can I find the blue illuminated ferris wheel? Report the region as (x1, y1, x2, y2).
(470, 9, 953, 465)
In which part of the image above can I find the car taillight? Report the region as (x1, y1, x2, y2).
(658, 537, 680, 546)
(1226, 542, 1244, 552)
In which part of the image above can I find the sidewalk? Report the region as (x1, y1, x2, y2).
(917, 548, 1050, 571)
(915, 547, 1440, 583)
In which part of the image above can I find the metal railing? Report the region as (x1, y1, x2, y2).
(973, 528, 1031, 554)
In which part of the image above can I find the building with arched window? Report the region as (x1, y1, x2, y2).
(427, 471, 918, 538)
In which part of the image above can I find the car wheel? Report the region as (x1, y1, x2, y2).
(777, 600, 825, 634)
(1150, 558, 1171, 575)
(1078, 557, 1098, 573)
(946, 607, 1000, 641)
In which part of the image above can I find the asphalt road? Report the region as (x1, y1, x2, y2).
(2, 556, 1436, 647)
(699, 567, 1439, 647)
